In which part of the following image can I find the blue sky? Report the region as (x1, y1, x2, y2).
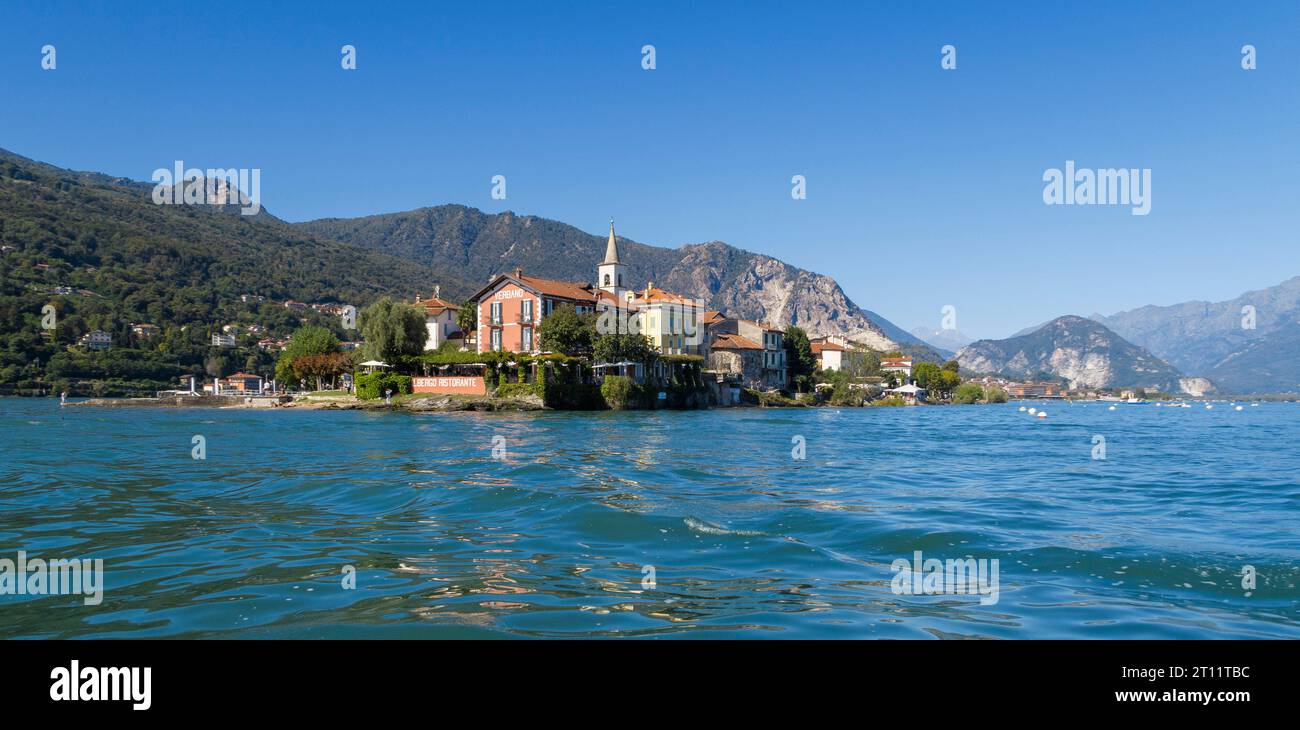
(2, 1, 1297, 339)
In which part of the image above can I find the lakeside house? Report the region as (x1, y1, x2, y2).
(811, 339, 847, 371)
(471, 268, 604, 353)
(193, 372, 268, 395)
(414, 286, 462, 350)
(880, 356, 913, 380)
(468, 221, 703, 361)
(707, 332, 765, 388)
(704, 317, 787, 390)
(131, 323, 159, 339)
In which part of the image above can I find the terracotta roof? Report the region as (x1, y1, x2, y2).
(468, 272, 598, 304)
(702, 311, 727, 326)
(811, 342, 846, 353)
(416, 294, 459, 315)
(633, 284, 696, 306)
(736, 318, 784, 333)
(518, 275, 598, 302)
(881, 358, 913, 368)
(711, 333, 763, 350)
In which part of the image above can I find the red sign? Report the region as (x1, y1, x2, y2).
(412, 376, 486, 395)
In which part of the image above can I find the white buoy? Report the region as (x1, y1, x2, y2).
(1206, 404, 1213, 409)
(1018, 406, 1027, 412)
(1108, 405, 1116, 411)
(1037, 411, 1047, 419)
(1235, 405, 1244, 411)
(1028, 407, 1037, 415)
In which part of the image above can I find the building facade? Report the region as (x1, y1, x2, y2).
(706, 318, 787, 390)
(471, 269, 602, 354)
(415, 286, 461, 350)
(468, 221, 701, 358)
(79, 330, 112, 351)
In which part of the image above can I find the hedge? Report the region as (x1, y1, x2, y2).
(355, 373, 412, 399)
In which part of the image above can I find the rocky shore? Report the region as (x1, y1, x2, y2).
(65, 393, 547, 412)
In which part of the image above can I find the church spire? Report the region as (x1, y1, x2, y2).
(602, 218, 621, 265)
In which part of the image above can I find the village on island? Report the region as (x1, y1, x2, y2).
(64, 222, 1100, 411)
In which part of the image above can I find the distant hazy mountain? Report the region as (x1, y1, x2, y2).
(1090, 276, 1300, 393)
(1008, 320, 1052, 338)
(299, 205, 942, 358)
(908, 326, 971, 356)
(955, 315, 1205, 393)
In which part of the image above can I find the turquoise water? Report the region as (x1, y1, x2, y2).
(0, 398, 1297, 639)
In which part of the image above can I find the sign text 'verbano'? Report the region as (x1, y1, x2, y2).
(494, 289, 525, 300)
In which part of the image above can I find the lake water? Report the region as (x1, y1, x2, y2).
(1, 398, 1296, 639)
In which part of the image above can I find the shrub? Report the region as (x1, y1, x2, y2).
(495, 381, 542, 399)
(601, 375, 641, 410)
(952, 383, 984, 404)
(355, 372, 412, 399)
(985, 387, 1008, 404)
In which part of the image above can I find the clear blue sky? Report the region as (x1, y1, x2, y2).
(2, 1, 1296, 339)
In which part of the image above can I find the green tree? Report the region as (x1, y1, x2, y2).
(275, 325, 340, 385)
(952, 383, 984, 404)
(536, 304, 595, 357)
(937, 370, 962, 399)
(912, 361, 942, 390)
(942, 359, 960, 373)
(784, 326, 816, 391)
(593, 333, 654, 364)
(359, 297, 427, 364)
(456, 301, 476, 336)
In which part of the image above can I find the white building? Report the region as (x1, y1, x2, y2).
(79, 330, 112, 351)
(415, 286, 462, 350)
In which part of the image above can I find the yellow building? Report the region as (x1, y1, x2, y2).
(632, 283, 704, 355)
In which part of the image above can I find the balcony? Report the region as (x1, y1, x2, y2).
(516, 312, 534, 325)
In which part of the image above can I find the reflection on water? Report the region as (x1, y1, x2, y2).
(0, 399, 1296, 638)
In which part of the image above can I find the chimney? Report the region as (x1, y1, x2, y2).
(434, 284, 441, 299)
(514, 267, 523, 279)
(415, 293, 421, 303)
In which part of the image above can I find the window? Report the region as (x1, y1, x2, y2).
(490, 329, 502, 352)
(604, 274, 610, 286)
(490, 301, 502, 324)
(522, 299, 533, 323)
(522, 327, 533, 351)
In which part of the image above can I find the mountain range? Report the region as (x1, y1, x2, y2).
(956, 276, 1300, 395)
(955, 316, 1212, 393)
(297, 206, 939, 358)
(3, 145, 1294, 395)
(1090, 277, 1300, 394)
(0, 147, 937, 392)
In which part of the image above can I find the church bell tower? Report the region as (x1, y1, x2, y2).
(598, 218, 627, 297)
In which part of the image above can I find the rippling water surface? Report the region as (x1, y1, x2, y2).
(1, 398, 1297, 638)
